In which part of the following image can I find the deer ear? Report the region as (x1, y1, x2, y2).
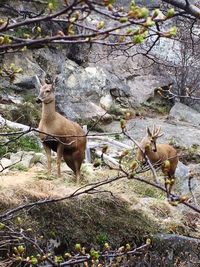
(147, 127, 152, 137)
(49, 83, 54, 92)
(51, 77, 58, 90)
(35, 75, 43, 91)
(40, 79, 46, 86)
(51, 77, 58, 92)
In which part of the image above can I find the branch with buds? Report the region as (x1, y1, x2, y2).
(0, 0, 197, 56)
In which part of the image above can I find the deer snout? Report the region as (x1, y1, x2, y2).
(151, 141, 157, 152)
(36, 97, 42, 103)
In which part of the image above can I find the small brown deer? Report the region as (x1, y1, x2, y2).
(36, 79, 86, 183)
(136, 125, 179, 197)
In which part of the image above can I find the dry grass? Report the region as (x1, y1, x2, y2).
(0, 163, 199, 247)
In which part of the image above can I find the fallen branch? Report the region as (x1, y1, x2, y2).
(95, 150, 119, 168)
(88, 135, 132, 150)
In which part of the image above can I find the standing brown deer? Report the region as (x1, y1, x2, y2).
(136, 125, 179, 197)
(36, 79, 86, 183)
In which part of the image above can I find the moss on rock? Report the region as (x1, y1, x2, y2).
(27, 195, 159, 249)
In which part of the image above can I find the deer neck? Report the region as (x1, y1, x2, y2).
(41, 99, 56, 121)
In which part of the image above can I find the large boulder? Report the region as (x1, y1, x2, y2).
(1, 49, 132, 122)
(127, 75, 172, 105)
(55, 59, 130, 121)
(0, 158, 11, 173)
(10, 151, 40, 169)
(151, 234, 200, 265)
(170, 102, 200, 126)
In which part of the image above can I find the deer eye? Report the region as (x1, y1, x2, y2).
(46, 90, 50, 93)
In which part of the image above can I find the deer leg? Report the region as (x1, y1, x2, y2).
(57, 144, 64, 177)
(43, 144, 52, 174)
(74, 150, 85, 184)
(63, 150, 84, 184)
(168, 175, 175, 196)
(74, 166, 81, 184)
(164, 173, 175, 199)
(164, 175, 172, 199)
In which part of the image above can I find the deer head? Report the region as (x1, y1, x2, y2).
(146, 125, 164, 152)
(36, 79, 56, 104)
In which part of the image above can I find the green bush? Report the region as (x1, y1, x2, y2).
(0, 131, 41, 158)
(10, 163, 29, 171)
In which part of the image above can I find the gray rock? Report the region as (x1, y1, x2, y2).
(0, 93, 23, 105)
(1, 52, 45, 91)
(10, 151, 37, 168)
(175, 161, 189, 179)
(32, 48, 66, 76)
(175, 161, 190, 194)
(0, 158, 12, 173)
(128, 75, 171, 105)
(170, 102, 200, 126)
(55, 59, 129, 121)
(0, 0, 200, 120)
(96, 0, 161, 7)
(116, 0, 161, 5)
(100, 94, 113, 111)
(152, 234, 200, 266)
(34, 153, 47, 166)
(187, 164, 200, 199)
(14, 75, 42, 90)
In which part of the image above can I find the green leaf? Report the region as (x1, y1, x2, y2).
(133, 34, 144, 44)
(169, 26, 177, 36)
(90, 248, 100, 260)
(119, 17, 128, 23)
(166, 8, 175, 18)
(75, 243, 81, 251)
(0, 223, 5, 229)
(30, 257, 38, 265)
(144, 17, 155, 27)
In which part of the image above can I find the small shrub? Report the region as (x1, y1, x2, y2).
(109, 106, 125, 116)
(36, 172, 56, 180)
(181, 146, 200, 164)
(17, 136, 41, 152)
(11, 163, 28, 171)
(14, 27, 32, 38)
(96, 233, 108, 246)
(79, 119, 105, 132)
(0, 128, 41, 157)
(142, 101, 170, 115)
(129, 179, 165, 199)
